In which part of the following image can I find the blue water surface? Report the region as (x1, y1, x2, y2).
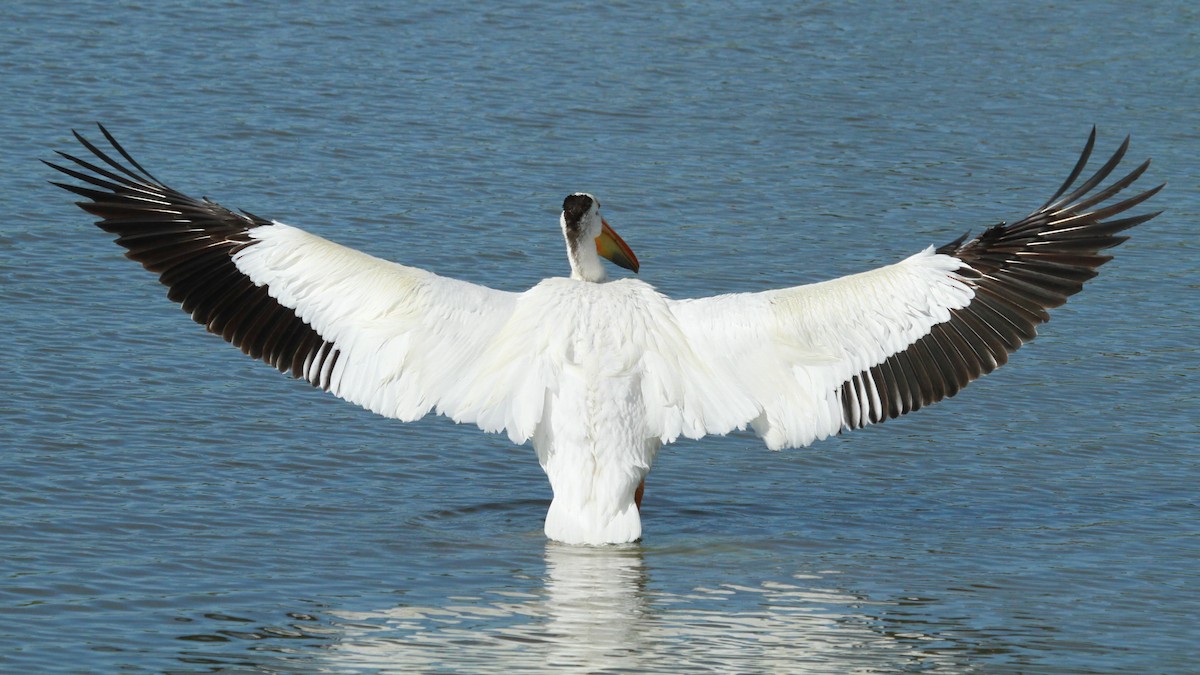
(3, 1, 1198, 672)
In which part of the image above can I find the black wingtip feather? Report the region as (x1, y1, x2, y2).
(1045, 133, 1131, 214)
(50, 125, 341, 393)
(1039, 126, 1097, 211)
(95, 123, 162, 183)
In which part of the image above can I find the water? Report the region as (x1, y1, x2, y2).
(3, 0, 1199, 671)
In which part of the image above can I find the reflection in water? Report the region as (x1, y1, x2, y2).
(293, 544, 981, 672)
(539, 543, 650, 670)
(315, 544, 652, 672)
(170, 544, 997, 671)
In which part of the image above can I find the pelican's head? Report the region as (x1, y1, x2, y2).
(560, 193, 639, 283)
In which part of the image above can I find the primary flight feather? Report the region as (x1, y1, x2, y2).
(48, 126, 1161, 544)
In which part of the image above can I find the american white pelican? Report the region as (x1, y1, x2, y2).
(49, 126, 1161, 545)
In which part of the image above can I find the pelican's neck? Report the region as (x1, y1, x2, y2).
(563, 218, 607, 283)
(569, 242, 608, 282)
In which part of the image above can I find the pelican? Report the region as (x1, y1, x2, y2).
(48, 126, 1161, 545)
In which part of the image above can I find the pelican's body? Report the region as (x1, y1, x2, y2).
(530, 278, 665, 543)
(49, 127, 1161, 545)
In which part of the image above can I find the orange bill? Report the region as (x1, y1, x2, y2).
(595, 218, 639, 272)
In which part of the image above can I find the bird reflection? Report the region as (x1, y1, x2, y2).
(538, 542, 650, 669)
(271, 543, 997, 672)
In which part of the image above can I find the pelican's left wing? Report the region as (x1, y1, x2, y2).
(48, 125, 525, 432)
(667, 131, 1162, 450)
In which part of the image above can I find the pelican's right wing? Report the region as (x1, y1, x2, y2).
(668, 130, 1162, 450)
(48, 125, 528, 434)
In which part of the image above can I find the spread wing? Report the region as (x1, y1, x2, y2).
(47, 125, 531, 435)
(668, 130, 1162, 450)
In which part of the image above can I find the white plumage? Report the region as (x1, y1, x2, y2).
(49, 126, 1161, 544)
